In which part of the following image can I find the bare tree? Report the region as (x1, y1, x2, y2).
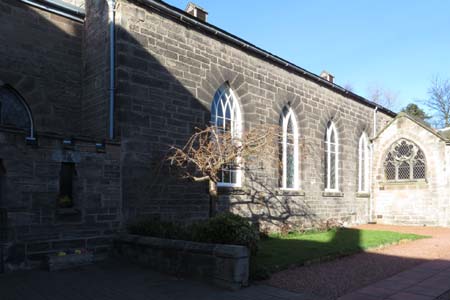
(367, 85, 398, 110)
(423, 76, 450, 128)
(168, 124, 279, 217)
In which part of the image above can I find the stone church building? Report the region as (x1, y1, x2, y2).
(0, 0, 449, 270)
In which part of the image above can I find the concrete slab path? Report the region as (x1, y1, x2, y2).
(338, 259, 450, 300)
(0, 261, 321, 300)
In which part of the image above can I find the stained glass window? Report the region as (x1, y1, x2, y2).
(0, 85, 34, 139)
(211, 83, 242, 186)
(358, 132, 370, 192)
(280, 107, 299, 189)
(383, 139, 426, 181)
(325, 122, 339, 190)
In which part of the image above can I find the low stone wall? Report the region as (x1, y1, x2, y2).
(113, 234, 249, 290)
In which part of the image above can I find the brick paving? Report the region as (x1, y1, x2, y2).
(0, 261, 321, 300)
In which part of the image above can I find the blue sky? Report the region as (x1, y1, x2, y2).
(166, 0, 450, 112)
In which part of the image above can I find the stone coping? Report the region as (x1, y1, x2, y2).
(322, 191, 344, 197)
(115, 234, 249, 259)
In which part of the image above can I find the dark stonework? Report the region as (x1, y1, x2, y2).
(0, 0, 395, 270)
(0, 130, 121, 270)
(0, 0, 83, 137)
(116, 0, 393, 230)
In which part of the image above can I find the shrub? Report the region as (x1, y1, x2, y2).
(128, 218, 188, 240)
(127, 213, 260, 254)
(191, 213, 260, 254)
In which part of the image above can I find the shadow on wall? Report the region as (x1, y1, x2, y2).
(0, 0, 83, 137)
(1, 0, 333, 232)
(114, 6, 333, 228)
(114, 18, 211, 224)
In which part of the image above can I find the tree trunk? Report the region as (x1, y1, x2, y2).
(209, 180, 218, 218)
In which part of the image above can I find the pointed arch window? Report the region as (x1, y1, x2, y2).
(0, 84, 34, 139)
(280, 107, 299, 189)
(384, 139, 426, 181)
(358, 132, 370, 192)
(211, 83, 242, 187)
(325, 121, 339, 191)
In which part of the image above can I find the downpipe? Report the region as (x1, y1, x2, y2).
(369, 106, 378, 223)
(108, 0, 116, 140)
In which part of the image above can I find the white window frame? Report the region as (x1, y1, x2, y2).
(325, 122, 339, 191)
(211, 84, 242, 187)
(281, 107, 299, 190)
(358, 132, 370, 193)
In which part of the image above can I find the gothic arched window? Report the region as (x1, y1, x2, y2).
(211, 83, 242, 187)
(280, 107, 299, 189)
(358, 132, 370, 192)
(383, 139, 426, 181)
(325, 121, 339, 191)
(0, 84, 34, 139)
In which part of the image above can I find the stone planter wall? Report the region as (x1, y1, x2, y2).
(113, 234, 249, 290)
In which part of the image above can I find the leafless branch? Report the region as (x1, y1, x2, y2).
(423, 75, 450, 128)
(167, 124, 280, 184)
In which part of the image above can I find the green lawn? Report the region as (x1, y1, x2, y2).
(251, 228, 427, 278)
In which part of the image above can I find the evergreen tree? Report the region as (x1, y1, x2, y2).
(401, 103, 431, 124)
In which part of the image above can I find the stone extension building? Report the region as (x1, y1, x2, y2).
(0, 0, 446, 271)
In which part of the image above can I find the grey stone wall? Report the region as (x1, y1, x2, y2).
(372, 115, 450, 226)
(114, 234, 250, 290)
(0, 130, 121, 270)
(81, 0, 110, 138)
(116, 0, 394, 228)
(0, 0, 122, 271)
(0, 0, 83, 137)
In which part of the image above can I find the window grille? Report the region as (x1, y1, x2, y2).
(211, 83, 242, 187)
(383, 139, 426, 181)
(280, 107, 299, 189)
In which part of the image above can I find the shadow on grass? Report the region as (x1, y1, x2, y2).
(250, 227, 427, 280)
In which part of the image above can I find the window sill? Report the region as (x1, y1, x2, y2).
(217, 183, 242, 188)
(322, 191, 344, 197)
(56, 208, 80, 216)
(217, 186, 249, 195)
(55, 208, 82, 223)
(277, 189, 305, 196)
(379, 179, 427, 190)
(382, 179, 427, 185)
(356, 192, 370, 198)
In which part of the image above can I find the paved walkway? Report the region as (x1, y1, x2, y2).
(0, 261, 321, 300)
(339, 260, 450, 300)
(267, 225, 450, 299)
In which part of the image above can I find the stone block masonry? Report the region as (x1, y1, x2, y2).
(116, 0, 394, 229)
(0, 0, 402, 271)
(114, 234, 250, 290)
(0, 130, 121, 271)
(0, 0, 83, 137)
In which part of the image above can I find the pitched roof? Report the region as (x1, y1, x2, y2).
(373, 112, 449, 141)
